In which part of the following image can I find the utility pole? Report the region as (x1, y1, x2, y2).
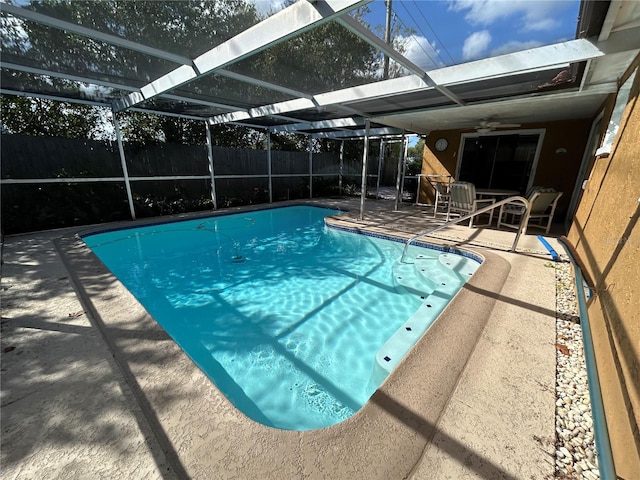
(383, 0, 392, 79)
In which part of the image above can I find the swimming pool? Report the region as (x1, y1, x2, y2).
(83, 205, 479, 430)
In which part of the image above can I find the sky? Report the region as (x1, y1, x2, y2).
(251, 0, 581, 71)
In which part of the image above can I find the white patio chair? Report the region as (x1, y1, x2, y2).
(446, 181, 496, 227)
(432, 180, 451, 218)
(498, 188, 563, 234)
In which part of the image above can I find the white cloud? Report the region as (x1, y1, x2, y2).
(462, 30, 491, 61)
(524, 16, 561, 32)
(491, 39, 542, 56)
(450, 0, 563, 31)
(396, 34, 443, 70)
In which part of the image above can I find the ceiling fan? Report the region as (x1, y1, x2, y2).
(472, 119, 521, 134)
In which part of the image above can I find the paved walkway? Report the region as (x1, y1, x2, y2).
(1, 199, 561, 479)
(1, 228, 170, 479)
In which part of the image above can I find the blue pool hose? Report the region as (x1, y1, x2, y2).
(537, 235, 560, 261)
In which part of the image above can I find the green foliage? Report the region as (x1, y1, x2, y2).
(5, 0, 261, 84)
(407, 138, 426, 160)
(208, 124, 264, 149)
(251, 17, 378, 92)
(405, 138, 425, 176)
(373, 6, 418, 79)
(1, 0, 385, 147)
(2, 0, 262, 143)
(1, 182, 131, 233)
(1, 96, 99, 138)
(261, 2, 377, 91)
(269, 132, 310, 151)
(312, 177, 341, 198)
(405, 157, 422, 176)
(132, 191, 213, 218)
(116, 111, 206, 145)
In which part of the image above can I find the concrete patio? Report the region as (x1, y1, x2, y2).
(1, 198, 562, 479)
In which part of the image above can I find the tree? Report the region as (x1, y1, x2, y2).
(1, 0, 263, 142)
(407, 138, 425, 160)
(0, 96, 99, 138)
(248, 4, 378, 93)
(4, 0, 261, 85)
(1, 0, 384, 147)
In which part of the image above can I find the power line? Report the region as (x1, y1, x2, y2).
(394, 1, 442, 70)
(400, 0, 449, 67)
(396, 1, 433, 47)
(410, 0, 455, 65)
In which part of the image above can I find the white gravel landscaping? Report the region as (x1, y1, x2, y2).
(554, 260, 600, 479)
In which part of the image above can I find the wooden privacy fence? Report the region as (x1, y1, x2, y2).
(0, 135, 355, 233)
(0, 135, 341, 178)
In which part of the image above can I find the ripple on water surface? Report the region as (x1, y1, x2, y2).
(85, 206, 466, 430)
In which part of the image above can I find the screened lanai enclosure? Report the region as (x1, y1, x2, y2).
(1, 130, 415, 233)
(0, 0, 632, 234)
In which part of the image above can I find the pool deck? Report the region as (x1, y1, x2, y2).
(1, 198, 560, 479)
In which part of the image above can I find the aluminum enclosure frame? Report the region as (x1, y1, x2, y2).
(2, 0, 639, 222)
(2, 0, 630, 139)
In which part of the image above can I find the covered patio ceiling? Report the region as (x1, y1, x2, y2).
(1, 0, 640, 139)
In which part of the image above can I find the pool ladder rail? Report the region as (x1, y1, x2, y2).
(400, 196, 531, 264)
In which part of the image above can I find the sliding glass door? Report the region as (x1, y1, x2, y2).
(457, 132, 542, 193)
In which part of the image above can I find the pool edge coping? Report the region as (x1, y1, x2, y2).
(54, 203, 512, 479)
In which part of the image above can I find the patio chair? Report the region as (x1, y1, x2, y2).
(497, 188, 563, 234)
(446, 181, 496, 227)
(428, 178, 452, 218)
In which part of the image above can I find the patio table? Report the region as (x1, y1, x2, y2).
(475, 188, 519, 199)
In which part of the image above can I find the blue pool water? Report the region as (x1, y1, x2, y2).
(84, 205, 477, 430)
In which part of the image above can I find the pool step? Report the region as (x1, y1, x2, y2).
(392, 259, 438, 296)
(373, 253, 480, 385)
(413, 255, 463, 297)
(438, 253, 478, 280)
(372, 289, 452, 384)
(394, 253, 479, 298)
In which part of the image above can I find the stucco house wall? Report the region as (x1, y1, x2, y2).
(567, 61, 640, 478)
(419, 119, 591, 223)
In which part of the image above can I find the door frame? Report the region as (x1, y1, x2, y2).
(456, 129, 546, 192)
(564, 111, 604, 229)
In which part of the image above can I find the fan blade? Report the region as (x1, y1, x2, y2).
(475, 119, 521, 129)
